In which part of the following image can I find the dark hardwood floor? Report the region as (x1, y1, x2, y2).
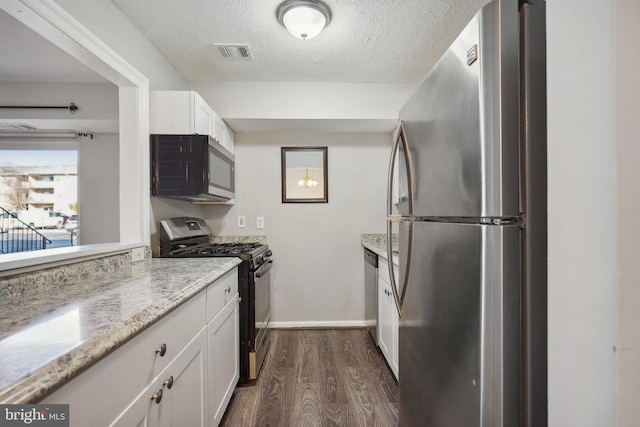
(220, 329, 399, 427)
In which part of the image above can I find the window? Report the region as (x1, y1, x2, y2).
(0, 150, 78, 251)
(0, 0, 148, 271)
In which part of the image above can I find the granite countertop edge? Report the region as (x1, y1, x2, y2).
(361, 235, 389, 259)
(0, 257, 242, 404)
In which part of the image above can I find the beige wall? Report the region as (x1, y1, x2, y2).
(200, 132, 391, 325)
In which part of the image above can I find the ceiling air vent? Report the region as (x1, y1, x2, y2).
(0, 123, 38, 131)
(213, 44, 253, 60)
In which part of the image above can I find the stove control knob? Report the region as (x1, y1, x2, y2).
(265, 250, 272, 257)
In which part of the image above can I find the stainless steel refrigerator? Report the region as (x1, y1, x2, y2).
(386, 0, 547, 426)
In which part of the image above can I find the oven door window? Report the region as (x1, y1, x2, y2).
(208, 143, 234, 194)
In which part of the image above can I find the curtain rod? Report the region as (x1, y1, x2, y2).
(0, 103, 78, 114)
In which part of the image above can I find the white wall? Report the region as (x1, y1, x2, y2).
(189, 81, 416, 132)
(547, 1, 617, 426)
(0, 82, 118, 130)
(54, 0, 186, 91)
(200, 132, 390, 325)
(614, 0, 640, 425)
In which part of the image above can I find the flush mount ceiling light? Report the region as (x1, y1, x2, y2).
(276, 0, 331, 40)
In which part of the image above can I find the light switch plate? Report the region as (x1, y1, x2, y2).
(238, 215, 246, 228)
(256, 216, 264, 229)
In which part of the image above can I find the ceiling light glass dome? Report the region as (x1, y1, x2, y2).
(277, 0, 332, 40)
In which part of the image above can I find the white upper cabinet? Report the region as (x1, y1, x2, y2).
(194, 94, 215, 137)
(214, 113, 226, 146)
(150, 90, 235, 155)
(223, 125, 235, 154)
(150, 91, 216, 139)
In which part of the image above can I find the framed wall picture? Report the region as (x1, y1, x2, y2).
(281, 146, 328, 203)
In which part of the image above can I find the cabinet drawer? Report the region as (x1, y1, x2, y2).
(42, 292, 206, 426)
(206, 268, 238, 322)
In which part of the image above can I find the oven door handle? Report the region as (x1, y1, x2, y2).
(254, 260, 273, 278)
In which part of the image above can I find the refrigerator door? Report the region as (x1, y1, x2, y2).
(399, 220, 521, 426)
(387, 120, 413, 218)
(386, 219, 413, 316)
(399, 0, 519, 218)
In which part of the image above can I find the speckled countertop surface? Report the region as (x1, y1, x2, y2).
(0, 257, 241, 404)
(361, 234, 398, 264)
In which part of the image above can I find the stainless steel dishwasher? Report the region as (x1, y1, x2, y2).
(364, 247, 379, 345)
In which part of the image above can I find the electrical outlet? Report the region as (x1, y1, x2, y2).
(237, 215, 246, 228)
(131, 247, 145, 263)
(256, 216, 264, 229)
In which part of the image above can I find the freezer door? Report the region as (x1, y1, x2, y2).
(399, 221, 521, 427)
(399, 0, 519, 218)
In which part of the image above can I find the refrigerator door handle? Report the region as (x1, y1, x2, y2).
(387, 120, 414, 218)
(387, 219, 414, 317)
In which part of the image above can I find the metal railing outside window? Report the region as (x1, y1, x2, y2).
(0, 207, 51, 254)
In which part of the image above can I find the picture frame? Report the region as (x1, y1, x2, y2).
(281, 146, 328, 203)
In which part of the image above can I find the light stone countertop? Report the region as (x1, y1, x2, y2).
(361, 233, 399, 265)
(0, 257, 241, 404)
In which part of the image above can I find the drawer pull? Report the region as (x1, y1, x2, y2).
(155, 343, 167, 357)
(163, 376, 174, 389)
(237, 296, 242, 303)
(150, 389, 163, 404)
(225, 286, 231, 293)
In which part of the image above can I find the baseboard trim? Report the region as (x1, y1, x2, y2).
(268, 320, 366, 329)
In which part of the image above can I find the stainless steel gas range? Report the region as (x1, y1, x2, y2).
(159, 217, 273, 383)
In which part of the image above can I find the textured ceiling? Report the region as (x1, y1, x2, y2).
(111, 0, 489, 84)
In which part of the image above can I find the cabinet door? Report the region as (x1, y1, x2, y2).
(110, 391, 146, 427)
(208, 294, 240, 427)
(150, 91, 193, 134)
(224, 125, 235, 154)
(378, 277, 392, 362)
(378, 273, 399, 379)
(214, 114, 226, 147)
(147, 328, 208, 427)
(194, 93, 215, 137)
(391, 296, 399, 378)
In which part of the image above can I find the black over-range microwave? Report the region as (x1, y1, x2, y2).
(151, 134, 235, 202)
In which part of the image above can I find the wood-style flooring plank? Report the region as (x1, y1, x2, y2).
(220, 328, 398, 427)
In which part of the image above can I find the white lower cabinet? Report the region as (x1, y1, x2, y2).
(111, 391, 147, 427)
(208, 295, 239, 427)
(378, 258, 399, 379)
(41, 267, 240, 427)
(147, 329, 208, 427)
